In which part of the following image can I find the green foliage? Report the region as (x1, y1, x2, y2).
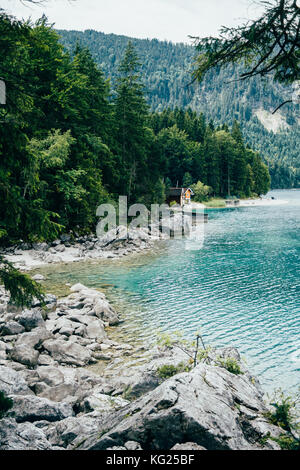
(156, 362, 191, 380)
(264, 389, 299, 433)
(0, 256, 44, 307)
(216, 357, 243, 375)
(0, 391, 13, 419)
(156, 330, 186, 349)
(270, 434, 300, 451)
(0, 13, 272, 255)
(191, 181, 212, 202)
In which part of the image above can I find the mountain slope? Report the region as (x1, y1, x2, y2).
(57, 29, 300, 188)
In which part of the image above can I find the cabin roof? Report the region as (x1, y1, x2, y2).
(168, 187, 184, 196)
(168, 187, 195, 197)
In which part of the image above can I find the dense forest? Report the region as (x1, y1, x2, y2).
(58, 29, 300, 189)
(0, 14, 270, 245)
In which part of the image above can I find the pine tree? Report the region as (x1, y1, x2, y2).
(114, 42, 150, 202)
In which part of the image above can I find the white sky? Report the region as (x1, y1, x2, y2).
(1, 0, 265, 44)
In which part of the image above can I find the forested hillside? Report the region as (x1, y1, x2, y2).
(58, 29, 300, 189)
(0, 14, 269, 245)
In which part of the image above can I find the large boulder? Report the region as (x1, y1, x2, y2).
(0, 419, 52, 450)
(0, 366, 33, 396)
(10, 327, 52, 367)
(31, 366, 105, 403)
(17, 308, 45, 331)
(93, 299, 120, 326)
(0, 321, 25, 336)
(15, 327, 52, 349)
(42, 339, 93, 367)
(85, 319, 106, 340)
(76, 363, 282, 451)
(8, 395, 74, 423)
(46, 414, 101, 449)
(10, 344, 40, 368)
(79, 391, 129, 413)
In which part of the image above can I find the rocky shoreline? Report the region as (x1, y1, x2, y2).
(0, 280, 288, 450)
(1, 226, 160, 272)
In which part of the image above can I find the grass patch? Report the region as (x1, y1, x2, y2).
(205, 198, 226, 208)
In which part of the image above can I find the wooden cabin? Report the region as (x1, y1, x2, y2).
(167, 187, 194, 207)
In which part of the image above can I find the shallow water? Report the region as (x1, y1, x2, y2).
(40, 190, 300, 393)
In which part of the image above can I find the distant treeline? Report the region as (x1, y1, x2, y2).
(58, 28, 300, 189)
(0, 14, 270, 244)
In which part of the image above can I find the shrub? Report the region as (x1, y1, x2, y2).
(217, 357, 243, 375)
(0, 391, 13, 419)
(156, 362, 191, 380)
(271, 434, 300, 450)
(169, 200, 178, 207)
(264, 389, 298, 432)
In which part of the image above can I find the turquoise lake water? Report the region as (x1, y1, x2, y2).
(43, 190, 300, 393)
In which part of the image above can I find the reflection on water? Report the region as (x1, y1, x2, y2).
(38, 190, 300, 393)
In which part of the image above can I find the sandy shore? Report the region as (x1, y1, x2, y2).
(239, 197, 289, 207)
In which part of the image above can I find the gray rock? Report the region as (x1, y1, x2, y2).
(17, 308, 45, 331)
(85, 319, 106, 340)
(171, 443, 207, 450)
(37, 354, 56, 366)
(1, 321, 25, 336)
(8, 395, 74, 423)
(0, 350, 6, 360)
(60, 234, 71, 243)
(32, 274, 45, 281)
(10, 328, 52, 367)
(43, 339, 92, 367)
(124, 441, 143, 450)
(0, 418, 52, 450)
(93, 299, 121, 326)
(108, 345, 189, 399)
(46, 415, 101, 449)
(32, 243, 48, 252)
(10, 344, 40, 367)
(15, 327, 52, 349)
(55, 245, 66, 253)
(80, 392, 129, 413)
(32, 294, 57, 308)
(76, 363, 283, 451)
(0, 365, 33, 396)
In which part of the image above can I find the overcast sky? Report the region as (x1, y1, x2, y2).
(2, 0, 265, 43)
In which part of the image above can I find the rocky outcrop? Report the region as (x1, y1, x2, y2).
(0, 284, 287, 451)
(75, 363, 282, 451)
